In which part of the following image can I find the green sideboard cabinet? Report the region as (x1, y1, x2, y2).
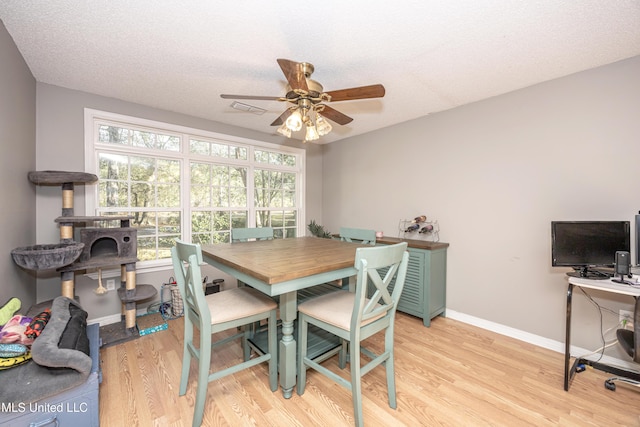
(376, 236, 448, 327)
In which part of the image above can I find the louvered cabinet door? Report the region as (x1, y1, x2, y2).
(377, 243, 447, 327)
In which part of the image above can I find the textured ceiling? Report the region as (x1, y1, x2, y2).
(1, 1, 639, 144)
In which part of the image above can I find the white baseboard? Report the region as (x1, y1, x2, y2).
(88, 307, 150, 326)
(445, 309, 639, 373)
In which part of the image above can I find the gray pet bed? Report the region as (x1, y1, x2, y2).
(0, 296, 92, 404)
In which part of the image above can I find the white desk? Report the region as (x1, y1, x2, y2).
(564, 276, 640, 390)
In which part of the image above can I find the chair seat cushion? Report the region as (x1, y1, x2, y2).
(298, 291, 384, 331)
(206, 287, 277, 325)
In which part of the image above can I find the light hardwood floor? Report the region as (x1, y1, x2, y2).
(99, 312, 640, 426)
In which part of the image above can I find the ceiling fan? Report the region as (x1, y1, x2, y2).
(220, 59, 385, 142)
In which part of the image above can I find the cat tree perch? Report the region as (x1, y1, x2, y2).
(11, 171, 156, 337)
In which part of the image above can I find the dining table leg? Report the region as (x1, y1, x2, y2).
(278, 290, 297, 398)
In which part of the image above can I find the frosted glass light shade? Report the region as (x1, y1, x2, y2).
(285, 109, 303, 131)
(315, 114, 332, 136)
(277, 123, 292, 138)
(305, 124, 319, 141)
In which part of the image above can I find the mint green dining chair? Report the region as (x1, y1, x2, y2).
(171, 240, 278, 427)
(297, 242, 409, 427)
(231, 227, 274, 242)
(231, 227, 280, 354)
(339, 227, 377, 245)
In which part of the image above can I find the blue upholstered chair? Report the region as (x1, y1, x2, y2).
(297, 242, 409, 427)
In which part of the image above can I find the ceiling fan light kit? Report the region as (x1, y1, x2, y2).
(221, 59, 385, 143)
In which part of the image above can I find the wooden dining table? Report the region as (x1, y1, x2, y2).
(201, 236, 366, 398)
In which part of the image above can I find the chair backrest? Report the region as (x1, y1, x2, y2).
(352, 242, 409, 331)
(171, 240, 209, 326)
(339, 227, 377, 245)
(231, 227, 274, 242)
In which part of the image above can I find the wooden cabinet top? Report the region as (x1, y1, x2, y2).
(376, 236, 449, 250)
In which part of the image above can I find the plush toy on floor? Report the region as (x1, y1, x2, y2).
(0, 298, 21, 326)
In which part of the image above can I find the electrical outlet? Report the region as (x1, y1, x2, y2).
(619, 309, 633, 324)
(106, 279, 116, 291)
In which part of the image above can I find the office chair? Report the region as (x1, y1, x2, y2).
(605, 296, 640, 391)
(171, 240, 278, 427)
(297, 242, 409, 427)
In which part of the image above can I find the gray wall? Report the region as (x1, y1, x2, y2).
(0, 20, 36, 309)
(34, 83, 324, 320)
(322, 55, 640, 359)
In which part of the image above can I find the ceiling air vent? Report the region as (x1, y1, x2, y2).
(230, 101, 266, 115)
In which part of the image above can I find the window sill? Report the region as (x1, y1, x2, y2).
(84, 260, 173, 280)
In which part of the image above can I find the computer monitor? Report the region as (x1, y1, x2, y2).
(551, 220, 630, 278)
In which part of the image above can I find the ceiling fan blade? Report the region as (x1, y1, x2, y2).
(220, 94, 281, 101)
(277, 59, 309, 92)
(319, 105, 353, 125)
(324, 84, 386, 102)
(271, 109, 292, 126)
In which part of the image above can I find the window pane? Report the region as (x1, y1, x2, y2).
(130, 156, 155, 180)
(158, 236, 179, 259)
(213, 187, 229, 207)
(254, 150, 269, 163)
(283, 210, 297, 226)
(212, 231, 230, 244)
(229, 187, 247, 207)
(283, 154, 296, 167)
(211, 143, 229, 158)
(230, 146, 247, 160)
(98, 153, 128, 180)
(256, 210, 297, 237)
(192, 211, 212, 232)
(99, 181, 128, 207)
(229, 167, 246, 188)
(191, 185, 211, 207)
(158, 211, 181, 234)
(157, 159, 180, 183)
(132, 130, 155, 148)
(283, 190, 295, 207)
(191, 163, 210, 185)
(157, 184, 180, 208)
(137, 237, 157, 261)
(157, 134, 180, 151)
(212, 166, 229, 186)
(213, 211, 230, 230)
(283, 172, 296, 191)
(132, 211, 156, 234)
(131, 182, 154, 207)
(192, 233, 212, 245)
(269, 152, 283, 165)
(231, 211, 248, 228)
(99, 125, 129, 145)
(190, 139, 210, 155)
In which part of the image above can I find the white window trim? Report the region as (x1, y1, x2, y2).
(83, 108, 306, 275)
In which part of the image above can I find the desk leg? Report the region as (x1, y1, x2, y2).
(564, 283, 573, 391)
(279, 291, 297, 398)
